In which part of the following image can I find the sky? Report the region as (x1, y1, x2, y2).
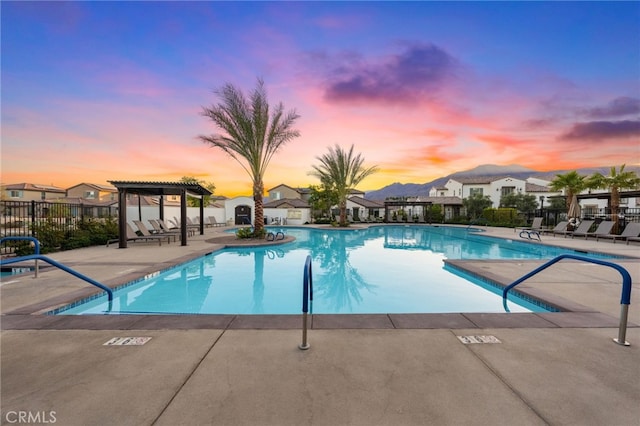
(2, 1, 639, 197)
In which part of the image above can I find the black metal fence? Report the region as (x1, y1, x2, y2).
(1, 200, 118, 238)
(528, 207, 640, 230)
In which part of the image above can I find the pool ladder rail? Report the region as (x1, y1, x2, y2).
(0, 237, 114, 307)
(299, 255, 313, 350)
(502, 254, 633, 346)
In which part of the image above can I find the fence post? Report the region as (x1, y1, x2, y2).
(31, 200, 36, 237)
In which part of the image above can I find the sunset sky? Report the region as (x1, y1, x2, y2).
(2, 1, 639, 197)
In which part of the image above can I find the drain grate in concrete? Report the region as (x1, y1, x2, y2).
(103, 337, 152, 346)
(457, 335, 501, 344)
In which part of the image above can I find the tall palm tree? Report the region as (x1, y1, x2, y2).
(549, 170, 589, 209)
(587, 165, 640, 233)
(310, 144, 379, 226)
(200, 78, 300, 235)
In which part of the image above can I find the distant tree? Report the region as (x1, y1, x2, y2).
(500, 193, 538, 213)
(587, 165, 640, 232)
(310, 144, 379, 226)
(547, 197, 566, 210)
(179, 176, 216, 207)
(308, 182, 339, 221)
(549, 171, 589, 208)
(199, 78, 300, 236)
(463, 193, 493, 220)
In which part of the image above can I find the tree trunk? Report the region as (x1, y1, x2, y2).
(339, 199, 347, 226)
(611, 186, 620, 233)
(253, 180, 264, 233)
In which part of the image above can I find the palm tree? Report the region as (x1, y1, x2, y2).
(587, 165, 640, 233)
(200, 78, 300, 235)
(310, 144, 379, 226)
(549, 171, 589, 209)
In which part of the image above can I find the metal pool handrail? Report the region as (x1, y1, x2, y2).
(0, 237, 114, 303)
(299, 255, 313, 350)
(1, 236, 41, 277)
(502, 254, 632, 346)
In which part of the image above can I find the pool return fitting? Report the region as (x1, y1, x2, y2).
(502, 254, 633, 346)
(299, 255, 313, 350)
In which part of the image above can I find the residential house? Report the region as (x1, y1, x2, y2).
(1, 183, 66, 201)
(66, 183, 118, 202)
(346, 196, 384, 221)
(264, 198, 311, 225)
(1, 183, 67, 221)
(267, 184, 311, 202)
(430, 176, 560, 208)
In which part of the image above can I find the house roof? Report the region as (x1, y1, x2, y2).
(386, 196, 463, 206)
(425, 196, 464, 205)
(268, 183, 302, 193)
(57, 197, 118, 207)
(2, 183, 66, 193)
(264, 198, 310, 208)
(449, 176, 522, 185)
(348, 196, 384, 208)
(67, 182, 117, 192)
(525, 182, 554, 193)
(108, 181, 212, 196)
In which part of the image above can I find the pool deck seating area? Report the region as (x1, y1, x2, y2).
(1, 224, 639, 425)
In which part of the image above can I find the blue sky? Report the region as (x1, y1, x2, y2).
(2, 1, 639, 195)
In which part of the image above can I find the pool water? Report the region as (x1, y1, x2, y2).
(1, 267, 34, 278)
(58, 226, 612, 315)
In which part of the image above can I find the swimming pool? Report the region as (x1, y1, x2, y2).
(1, 266, 34, 278)
(57, 225, 617, 315)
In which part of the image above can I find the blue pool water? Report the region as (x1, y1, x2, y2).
(1, 267, 34, 278)
(57, 226, 614, 315)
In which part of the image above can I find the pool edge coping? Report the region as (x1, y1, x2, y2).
(2, 225, 637, 330)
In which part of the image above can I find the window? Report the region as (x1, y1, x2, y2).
(469, 188, 483, 196)
(9, 190, 22, 198)
(501, 187, 515, 197)
(41, 191, 46, 200)
(84, 191, 96, 199)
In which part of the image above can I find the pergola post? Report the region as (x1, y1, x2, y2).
(118, 189, 128, 248)
(180, 189, 188, 246)
(199, 196, 205, 235)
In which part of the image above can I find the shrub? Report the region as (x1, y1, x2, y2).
(235, 227, 266, 239)
(482, 208, 520, 227)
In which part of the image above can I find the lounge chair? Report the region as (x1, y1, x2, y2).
(107, 223, 172, 247)
(177, 216, 200, 231)
(149, 219, 182, 237)
(542, 221, 568, 236)
(517, 217, 543, 233)
(557, 220, 594, 238)
(133, 220, 176, 244)
(161, 218, 195, 237)
(572, 220, 614, 239)
(626, 235, 640, 245)
(596, 222, 640, 243)
(208, 216, 226, 227)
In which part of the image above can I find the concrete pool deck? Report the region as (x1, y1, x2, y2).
(1, 224, 639, 425)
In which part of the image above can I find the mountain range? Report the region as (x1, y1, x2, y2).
(364, 164, 640, 200)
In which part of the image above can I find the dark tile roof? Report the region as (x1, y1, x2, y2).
(264, 198, 310, 208)
(348, 196, 384, 208)
(108, 181, 212, 196)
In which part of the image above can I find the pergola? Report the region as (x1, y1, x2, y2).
(109, 181, 212, 248)
(383, 200, 433, 221)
